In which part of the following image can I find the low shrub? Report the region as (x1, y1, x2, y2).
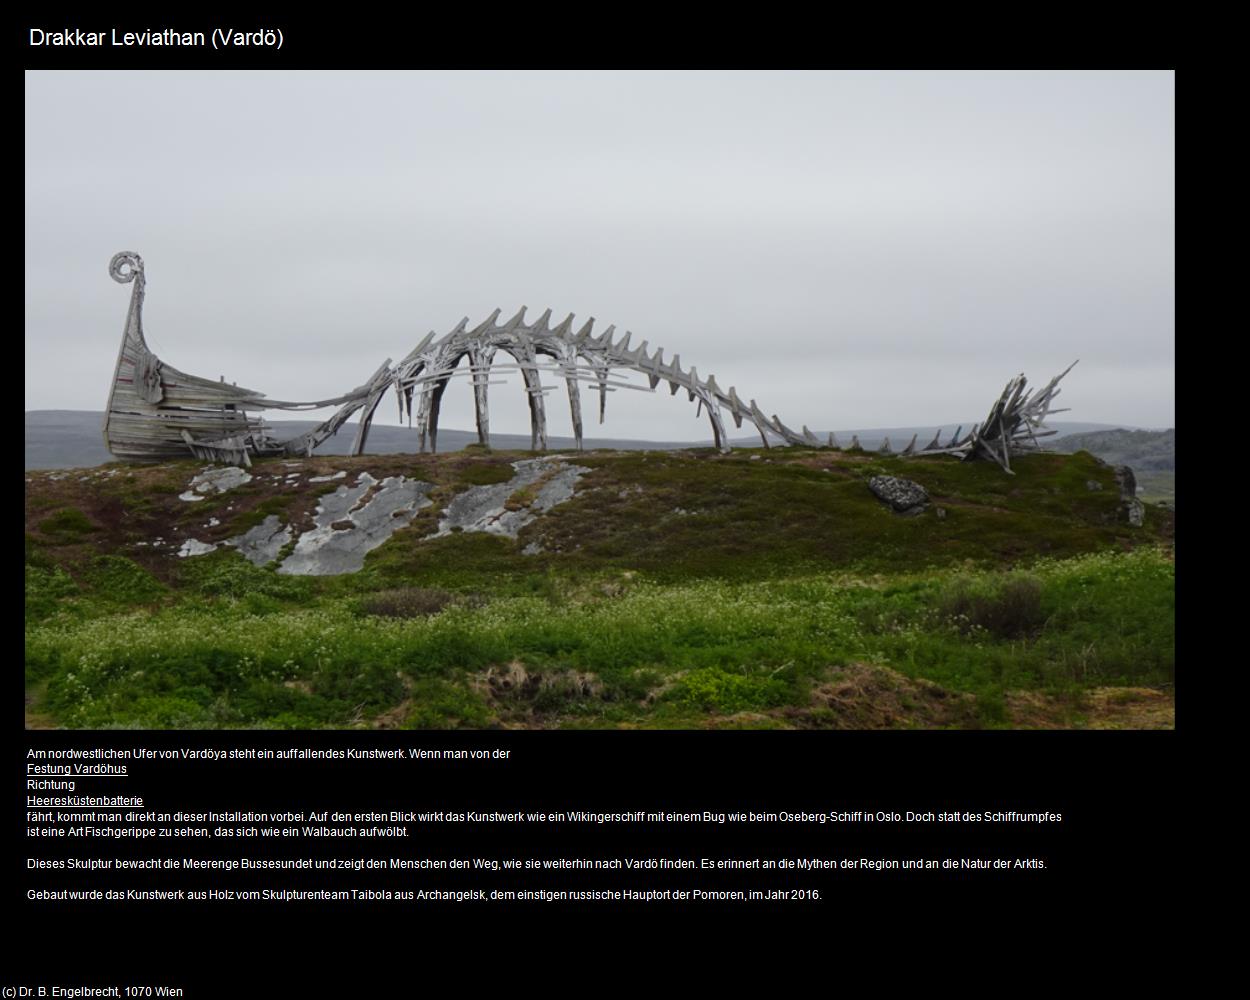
(405, 678, 493, 729)
(356, 587, 456, 618)
(82, 555, 167, 606)
(178, 550, 312, 602)
(939, 574, 1045, 639)
(38, 507, 97, 541)
(665, 667, 792, 713)
(25, 564, 79, 621)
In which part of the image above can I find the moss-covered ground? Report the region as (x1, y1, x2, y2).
(24, 446, 1174, 729)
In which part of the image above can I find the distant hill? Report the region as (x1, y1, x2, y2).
(23, 410, 1140, 471)
(1050, 428, 1174, 471)
(23, 410, 709, 470)
(1051, 428, 1175, 503)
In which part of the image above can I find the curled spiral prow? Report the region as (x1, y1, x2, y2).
(109, 251, 144, 284)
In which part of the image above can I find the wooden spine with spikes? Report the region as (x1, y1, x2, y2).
(101, 252, 1076, 470)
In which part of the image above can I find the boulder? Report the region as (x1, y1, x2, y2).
(1113, 465, 1144, 527)
(868, 475, 930, 515)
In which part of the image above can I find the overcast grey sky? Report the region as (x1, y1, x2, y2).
(25, 70, 1174, 440)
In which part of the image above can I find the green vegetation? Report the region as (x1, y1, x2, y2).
(23, 448, 1174, 729)
(1053, 428, 1175, 503)
(25, 548, 1172, 730)
(80, 555, 167, 606)
(228, 495, 293, 531)
(38, 507, 98, 542)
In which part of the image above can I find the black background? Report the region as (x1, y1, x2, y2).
(13, 730, 1179, 991)
(21, 25, 1181, 991)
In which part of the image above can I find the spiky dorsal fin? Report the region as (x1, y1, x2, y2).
(470, 309, 502, 337)
(502, 306, 529, 331)
(594, 324, 616, 349)
(398, 330, 436, 366)
(665, 354, 684, 393)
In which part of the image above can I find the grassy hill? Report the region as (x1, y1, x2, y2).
(25, 446, 1174, 730)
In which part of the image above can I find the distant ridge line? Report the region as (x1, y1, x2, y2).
(24, 410, 1146, 471)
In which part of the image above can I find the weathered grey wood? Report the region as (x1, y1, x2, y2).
(470, 346, 495, 446)
(769, 415, 809, 448)
(556, 343, 585, 451)
(102, 252, 1077, 471)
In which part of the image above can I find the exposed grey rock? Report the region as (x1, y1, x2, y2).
(1113, 465, 1144, 527)
(867, 475, 930, 515)
(436, 458, 589, 538)
(225, 514, 293, 567)
(309, 470, 347, 483)
(278, 474, 434, 576)
(177, 538, 218, 558)
(531, 464, 587, 511)
(183, 466, 252, 498)
(1085, 480, 1103, 491)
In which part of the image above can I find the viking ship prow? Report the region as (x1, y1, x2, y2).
(103, 251, 396, 466)
(104, 252, 267, 465)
